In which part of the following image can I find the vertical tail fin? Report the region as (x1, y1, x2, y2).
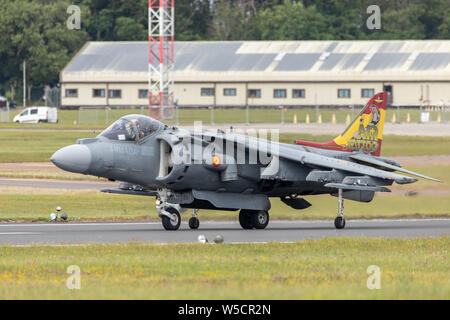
(295, 92, 387, 156)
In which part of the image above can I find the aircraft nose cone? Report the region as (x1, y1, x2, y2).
(51, 144, 92, 173)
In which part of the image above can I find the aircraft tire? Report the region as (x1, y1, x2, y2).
(239, 210, 254, 229)
(162, 207, 181, 231)
(252, 210, 269, 229)
(334, 216, 345, 229)
(188, 217, 200, 229)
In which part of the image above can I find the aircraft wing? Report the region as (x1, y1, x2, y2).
(189, 130, 436, 186)
(349, 153, 442, 182)
(278, 145, 418, 184)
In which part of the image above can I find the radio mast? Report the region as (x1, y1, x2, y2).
(148, 0, 174, 119)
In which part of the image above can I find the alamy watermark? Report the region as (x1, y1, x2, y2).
(66, 265, 81, 290)
(67, 5, 81, 30)
(366, 265, 381, 290)
(366, 5, 381, 30)
(168, 122, 280, 176)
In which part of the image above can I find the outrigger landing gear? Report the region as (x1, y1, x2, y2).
(188, 209, 200, 229)
(334, 188, 346, 229)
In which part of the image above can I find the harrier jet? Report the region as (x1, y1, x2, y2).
(51, 92, 440, 231)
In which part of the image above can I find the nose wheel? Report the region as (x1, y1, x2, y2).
(188, 209, 200, 229)
(334, 188, 346, 229)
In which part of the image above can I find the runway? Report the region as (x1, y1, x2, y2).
(0, 177, 114, 190)
(0, 218, 448, 245)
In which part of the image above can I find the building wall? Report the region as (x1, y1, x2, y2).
(173, 83, 215, 106)
(392, 82, 450, 106)
(61, 81, 450, 108)
(61, 83, 149, 107)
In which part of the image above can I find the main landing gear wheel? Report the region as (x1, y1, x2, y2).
(161, 207, 181, 231)
(239, 210, 270, 230)
(189, 217, 200, 229)
(334, 188, 346, 229)
(239, 210, 254, 229)
(252, 210, 269, 229)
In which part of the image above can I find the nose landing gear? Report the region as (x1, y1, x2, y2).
(188, 209, 200, 229)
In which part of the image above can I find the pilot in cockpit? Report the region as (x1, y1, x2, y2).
(99, 115, 161, 142)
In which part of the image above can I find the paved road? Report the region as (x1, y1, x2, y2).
(0, 219, 448, 245)
(1, 122, 450, 135)
(0, 177, 114, 190)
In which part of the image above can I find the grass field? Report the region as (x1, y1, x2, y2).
(0, 131, 96, 162)
(1, 107, 448, 130)
(0, 237, 448, 299)
(1, 191, 448, 222)
(1, 131, 449, 163)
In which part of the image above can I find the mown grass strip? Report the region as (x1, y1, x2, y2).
(1, 131, 449, 163)
(0, 237, 448, 299)
(0, 193, 448, 222)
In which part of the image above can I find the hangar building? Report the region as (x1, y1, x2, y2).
(60, 40, 450, 108)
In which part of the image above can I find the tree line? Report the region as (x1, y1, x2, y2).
(0, 0, 449, 100)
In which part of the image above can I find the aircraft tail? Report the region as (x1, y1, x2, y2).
(295, 92, 387, 156)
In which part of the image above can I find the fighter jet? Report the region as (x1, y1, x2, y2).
(51, 92, 440, 231)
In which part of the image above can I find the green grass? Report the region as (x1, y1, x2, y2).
(0, 238, 448, 299)
(0, 131, 97, 162)
(0, 192, 448, 222)
(0, 131, 449, 163)
(1, 107, 447, 130)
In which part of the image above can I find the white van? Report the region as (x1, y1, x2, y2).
(13, 107, 58, 123)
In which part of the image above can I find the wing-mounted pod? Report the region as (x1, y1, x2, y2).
(306, 169, 346, 183)
(325, 175, 392, 202)
(306, 168, 392, 202)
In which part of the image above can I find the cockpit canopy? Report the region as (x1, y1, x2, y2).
(99, 114, 161, 141)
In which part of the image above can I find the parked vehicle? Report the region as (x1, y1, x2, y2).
(13, 107, 58, 123)
(0, 96, 7, 108)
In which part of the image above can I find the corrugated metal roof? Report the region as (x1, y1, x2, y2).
(364, 53, 410, 70)
(62, 40, 450, 82)
(275, 53, 321, 71)
(409, 53, 450, 70)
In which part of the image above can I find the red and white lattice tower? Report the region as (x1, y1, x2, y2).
(148, 0, 174, 119)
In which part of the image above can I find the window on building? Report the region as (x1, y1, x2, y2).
(361, 88, 375, 98)
(109, 89, 121, 99)
(338, 89, 351, 98)
(65, 89, 78, 98)
(93, 89, 105, 98)
(292, 89, 305, 98)
(274, 89, 287, 98)
(138, 89, 148, 99)
(248, 89, 261, 98)
(201, 88, 214, 96)
(223, 88, 236, 96)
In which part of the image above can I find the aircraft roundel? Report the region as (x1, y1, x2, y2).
(212, 155, 221, 167)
